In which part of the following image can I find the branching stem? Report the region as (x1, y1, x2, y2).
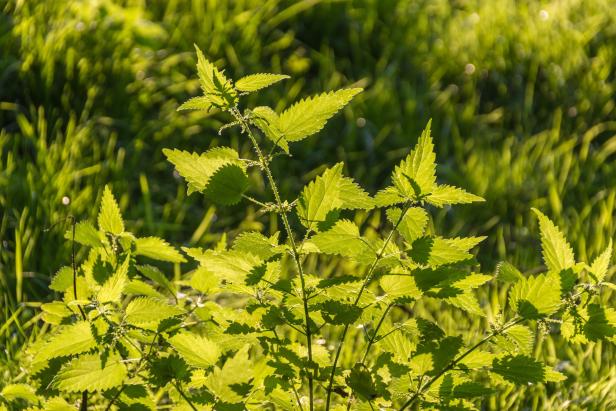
(325, 200, 413, 410)
(398, 317, 524, 410)
(232, 109, 315, 411)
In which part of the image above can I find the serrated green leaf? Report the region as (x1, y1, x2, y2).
(491, 355, 545, 384)
(34, 321, 96, 363)
(138, 265, 176, 295)
(177, 96, 213, 111)
(205, 345, 253, 403)
(235, 73, 289, 92)
(64, 221, 103, 248)
(54, 352, 127, 392)
(496, 324, 534, 355)
(545, 368, 567, 382)
(169, 332, 221, 368)
(508, 272, 561, 319)
(380, 273, 422, 302)
(232, 231, 284, 260)
(297, 163, 373, 230)
(184, 248, 261, 285)
(98, 185, 124, 235)
(163, 147, 248, 204)
(135, 237, 186, 263)
(426, 184, 484, 207)
(124, 279, 165, 299)
(318, 300, 362, 325)
(0, 384, 37, 403)
(279, 88, 362, 142)
(495, 261, 524, 283)
(374, 186, 406, 207)
(533, 208, 575, 272)
(97, 255, 130, 303)
(589, 240, 612, 283)
(308, 220, 372, 258)
(194, 45, 236, 107)
(392, 121, 436, 199)
(50, 266, 73, 292)
(346, 364, 378, 401)
(125, 297, 184, 328)
(386, 206, 429, 243)
(583, 304, 616, 342)
(251, 106, 288, 153)
(408, 236, 473, 267)
(43, 397, 75, 411)
(459, 350, 496, 369)
(446, 291, 485, 316)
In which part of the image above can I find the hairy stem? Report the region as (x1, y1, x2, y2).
(399, 317, 524, 410)
(233, 110, 315, 411)
(326, 200, 413, 410)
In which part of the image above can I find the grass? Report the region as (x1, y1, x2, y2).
(1, 0, 615, 408)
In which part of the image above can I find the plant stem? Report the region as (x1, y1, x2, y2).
(69, 216, 88, 410)
(345, 302, 393, 410)
(173, 381, 198, 411)
(233, 110, 315, 411)
(398, 317, 524, 410)
(325, 200, 413, 410)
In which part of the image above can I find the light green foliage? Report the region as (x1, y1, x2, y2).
(14, 50, 614, 411)
(54, 353, 127, 392)
(235, 73, 290, 92)
(134, 237, 187, 263)
(163, 147, 248, 204)
(297, 162, 373, 230)
(98, 185, 124, 235)
(169, 332, 221, 368)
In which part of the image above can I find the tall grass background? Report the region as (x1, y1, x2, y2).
(1, 0, 615, 408)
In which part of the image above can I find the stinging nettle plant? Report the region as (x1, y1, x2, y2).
(7, 45, 616, 411)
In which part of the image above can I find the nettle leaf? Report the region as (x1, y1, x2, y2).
(508, 272, 561, 319)
(177, 96, 213, 112)
(346, 364, 378, 401)
(582, 304, 616, 342)
(42, 397, 75, 410)
(34, 321, 96, 363)
(184, 248, 262, 285)
(495, 261, 524, 283)
(392, 121, 436, 200)
(318, 300, 362, 325)
(533, 208, 575, 272)
(235, 73, 289, 92)
(124, 297, 184, 328)
(205, 345, 253, 404)
(491, 355, 545, 385)
(251, 106, 288, 153)
(98, 185, 124, 235)
(386, 207, 429, 244)
(278, 88, 362, 142)
(65, 221, 103, 247)
(425, 184, 484, 207)
(297, 163, 373, 230)
(494, 324, 535, 355)
(0, 384, 38, 403)
(97, 254, 130, 304)
(380, 273, 422, 303)
(169, 331, 221, 368)
(50, 266, 74, 292)
(134, 236, 186, 263)
(232, 231, 285, 260)
(589, 240, 613, 283)
(408, 236, 474, 267)
(194, 45, 237, 107)
(308, 220, 372, 258)
(163, 147, 248, 204)
(54, 352, 127, 392)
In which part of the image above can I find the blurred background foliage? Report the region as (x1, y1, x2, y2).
(1, 0, 615, 408)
